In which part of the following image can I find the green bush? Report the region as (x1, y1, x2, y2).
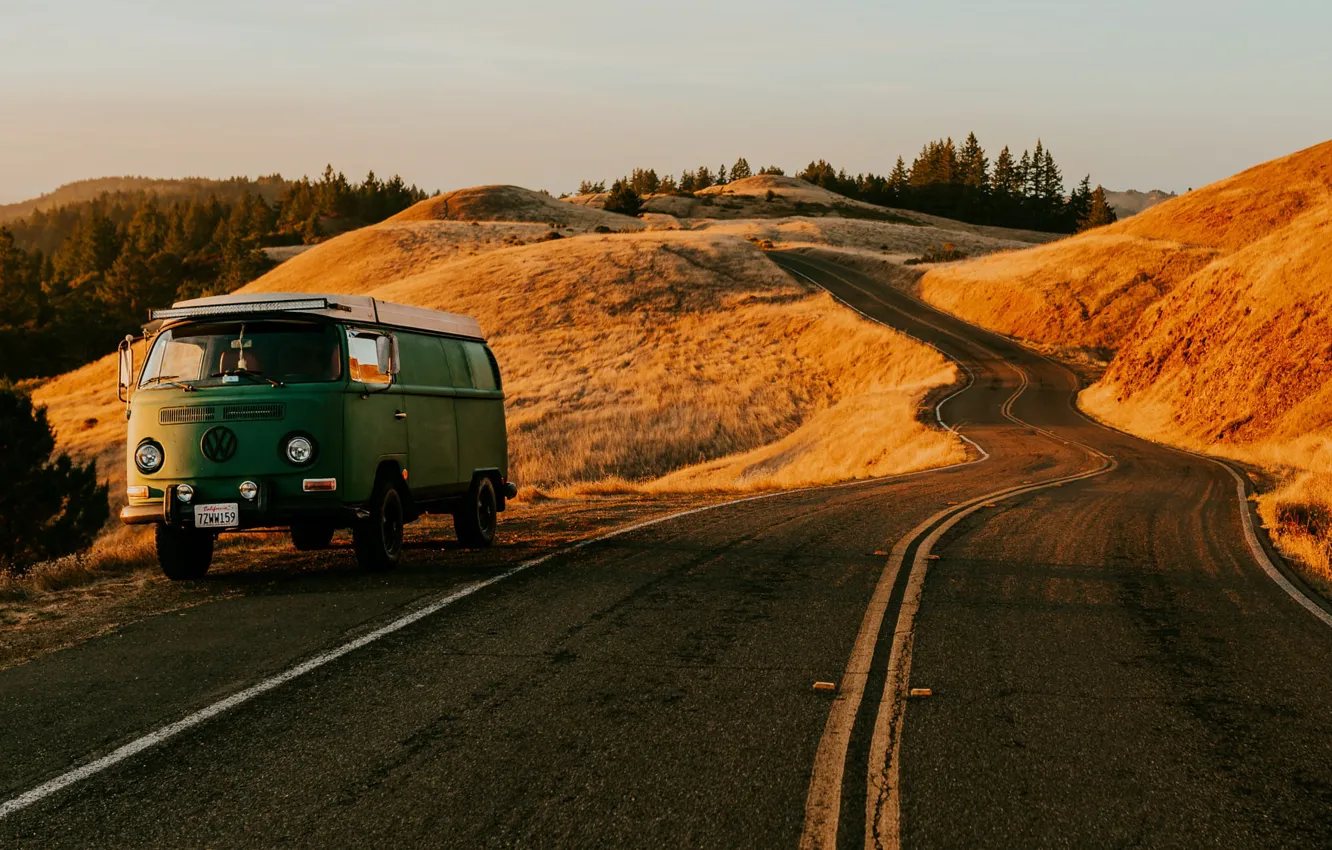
(0, 384, 109, 575)
(602, 180, 643, 216)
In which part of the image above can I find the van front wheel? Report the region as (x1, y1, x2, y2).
(156, 524, 214, 580)
(353, 482, 404, 571)
(454, 477, 498, 548)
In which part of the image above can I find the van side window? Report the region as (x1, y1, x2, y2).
(463, 341, 500, 390)
(440, 339, 472, 389)
(347, 330, 391, 384)
(396, 332, 450, 386)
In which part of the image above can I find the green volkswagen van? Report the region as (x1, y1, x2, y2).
(117, 293, 515, 579)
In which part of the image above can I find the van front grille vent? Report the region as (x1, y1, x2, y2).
(159, 406, 216, 425)
(223, 403, 286, 422)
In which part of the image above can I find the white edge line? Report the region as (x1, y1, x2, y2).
(1214, 463, 1332, 628)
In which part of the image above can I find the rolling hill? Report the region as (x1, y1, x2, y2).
(1104, 188, 1178, 218)
(0, 175, 291, 223)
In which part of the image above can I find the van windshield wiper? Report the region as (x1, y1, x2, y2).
(140, 374, 196, 392)
(210, 368, 285, 388)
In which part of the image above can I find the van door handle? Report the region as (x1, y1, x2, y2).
(394, 410, 407, 420)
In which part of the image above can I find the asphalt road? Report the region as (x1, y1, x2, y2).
(3, 252, 1331, 848)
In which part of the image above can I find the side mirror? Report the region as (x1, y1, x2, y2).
(375, 335, 399, 378)
(117, 336, 134, 403)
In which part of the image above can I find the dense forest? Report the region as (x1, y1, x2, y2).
(0, 167, 427, 381)
(580, 134, 1116, 234)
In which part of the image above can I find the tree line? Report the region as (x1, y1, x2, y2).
(0, 167, 427, 381)
(577, 135, 1115, 233)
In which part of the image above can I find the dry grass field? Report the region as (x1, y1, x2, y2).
(918, 140, 1332, 582)
(254, 228, 965, 490)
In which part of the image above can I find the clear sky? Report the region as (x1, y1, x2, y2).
(2, 0, 1329, 203)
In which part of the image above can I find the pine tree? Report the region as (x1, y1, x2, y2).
(629, 168, 660, 195)
(887, 156, 909, 205)
(1078, 185, 1117, 231)
(694, 166, 715, 190)
(716, 163, 729, 186)
(1066, 175, 1093, 231)
(730, 158, 752, 181)
(958, 132, 989, 190)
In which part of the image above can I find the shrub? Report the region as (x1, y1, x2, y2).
(0, 384, 109, 575)
(593, 225, 614, 234)
(602, 179, 643, 216)
(905, 242, 967, 265)
(765, 190, 777, 202)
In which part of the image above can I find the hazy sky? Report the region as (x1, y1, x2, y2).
(3, 0, 1330, 203)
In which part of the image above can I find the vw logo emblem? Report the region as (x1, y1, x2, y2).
(201, 426, 238, 463)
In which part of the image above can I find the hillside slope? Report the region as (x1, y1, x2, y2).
(919, 140, 1332, 356)
(0, 175, 290, 222)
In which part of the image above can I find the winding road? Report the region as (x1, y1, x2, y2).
(3, 253, 1332, 847)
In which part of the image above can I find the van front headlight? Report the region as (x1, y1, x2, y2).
(135, 440, 164, 473)
(284, 435, 315, 465)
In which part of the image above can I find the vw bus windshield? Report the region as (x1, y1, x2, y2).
(138, 320, 343, 389)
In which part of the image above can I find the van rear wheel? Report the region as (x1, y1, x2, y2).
(290, 522, 335, 551)
(353, 482, 404, 571)
(156, 524, 214, 581)
(454, 477, 498, 548)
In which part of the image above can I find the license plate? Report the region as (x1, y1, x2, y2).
(194, 502, 240, 528)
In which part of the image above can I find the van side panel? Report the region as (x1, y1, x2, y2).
(342, 358, 408, 504)
(442, 339, 507, 482)
(397, 332, 460, 498)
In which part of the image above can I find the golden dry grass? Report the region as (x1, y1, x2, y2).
(698, 216, 1034, 261)
(919, 140, 1332, 352)
(349, 230, 965, 490)
(923, 139, 1332, 582)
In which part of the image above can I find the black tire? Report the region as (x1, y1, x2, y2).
(353, 480, 405, 571)
(156, 524, 214, 581)
(290, 522, 335, 551)
(454, 477, 498, 548)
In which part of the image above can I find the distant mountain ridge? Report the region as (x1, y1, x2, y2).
(0, 175, 291, 223)
(1104, 188, 1178, 218)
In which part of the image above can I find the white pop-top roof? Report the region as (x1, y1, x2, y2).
(158, 292, 485, 341)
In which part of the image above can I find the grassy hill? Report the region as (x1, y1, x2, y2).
(916, 140, 1332, 582)
(0, 175, 291, 223)
(1104, 188, 1178, 218)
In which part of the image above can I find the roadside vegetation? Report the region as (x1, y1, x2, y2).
(0, 384, 108, 577)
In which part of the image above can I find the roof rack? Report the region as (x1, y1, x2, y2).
(150, 292, 486, 341)
(150, 297, 343, 321)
